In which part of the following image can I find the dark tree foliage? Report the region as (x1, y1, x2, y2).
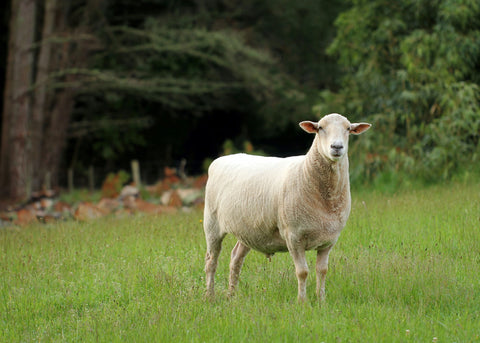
(8, 0, 478, 195)
(318, 0, 480, 184)
(66, 0, 342, 178)
(0, 0, 343, 198)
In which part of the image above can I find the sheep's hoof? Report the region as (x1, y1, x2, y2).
(297, 296, 308, 304)
(205, 290, 215, 302)
(227, 287, 236, 298)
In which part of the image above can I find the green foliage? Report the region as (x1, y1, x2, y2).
(221, 139, 265, 156)
(318, 0, 480, 183)
(1, 182, 479, 341)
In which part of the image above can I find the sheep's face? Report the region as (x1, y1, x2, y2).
(299, 113, 371, 162)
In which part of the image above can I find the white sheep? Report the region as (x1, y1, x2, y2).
(203, 113, 371, 302)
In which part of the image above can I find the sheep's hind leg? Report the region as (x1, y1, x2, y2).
(204, 216, 225, 299)
(228, 241, 251, 296)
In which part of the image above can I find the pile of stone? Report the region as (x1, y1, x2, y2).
(0, 169, 207, 227)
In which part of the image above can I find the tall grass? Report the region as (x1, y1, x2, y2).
(1, 182, 479, 342)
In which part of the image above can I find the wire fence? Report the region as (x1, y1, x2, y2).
(58, 158, 206, 191)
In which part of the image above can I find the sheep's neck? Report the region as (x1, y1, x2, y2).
(303, 142, 350, 203)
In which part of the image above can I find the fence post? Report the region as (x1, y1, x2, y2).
(179, 158, 187, 180)
(131, 160, 141, 188)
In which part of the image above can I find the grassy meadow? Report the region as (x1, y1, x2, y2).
(1, 181, 479, 342)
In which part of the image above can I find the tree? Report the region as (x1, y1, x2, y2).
(318, 0, 480, 182)
(63, 0, 345, 175)
(0, 0, 36, 201)
(1, 0, 345, 201)
(0, 0, 296, 200)
(61, 5, 304, 175)
(1, 0, 102, 201)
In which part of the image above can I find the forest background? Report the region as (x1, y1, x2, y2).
(1, 0, 479, 202)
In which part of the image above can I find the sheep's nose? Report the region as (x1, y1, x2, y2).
(331, 143, 344, 150)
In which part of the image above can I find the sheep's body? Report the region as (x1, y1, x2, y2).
(205, 153, 347, 254)
(203, 113, 371, 302)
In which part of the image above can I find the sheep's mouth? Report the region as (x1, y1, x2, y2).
(330, 150, 344, 158)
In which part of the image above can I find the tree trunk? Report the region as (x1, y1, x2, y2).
(1, 0, 105, 202)
(39, 1, 86, 190)
(0, 0, 36, 201)
(31, 0, 57, 191)
(0, 1, 16, 200)
(42, 89, 74, 189)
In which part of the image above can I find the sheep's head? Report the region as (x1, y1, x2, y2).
(300, 113, 371, 162)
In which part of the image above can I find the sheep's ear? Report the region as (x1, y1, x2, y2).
(350, 123, 371, 135)
(299, 121, 319, 134)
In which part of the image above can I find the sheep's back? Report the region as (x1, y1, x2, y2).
(205, 153, 303, 247)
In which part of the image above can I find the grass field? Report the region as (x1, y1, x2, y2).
(1, 182, 479, 342)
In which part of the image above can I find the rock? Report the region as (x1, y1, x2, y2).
(119, 185, 139, 199)
(54, 201, 72, 213)
(127, 198, 177, 215)
(74, 202, 108, 221)
(39, 198, 54, 210)
(97, 198, 121, 213)
(145, 182, 164, 197)
(193, 174, 208, 189)
(0, 211, 13, 222)
(177, 188, 203, 206)
(164, 167, 180, 184)
(101, 171, 130, 198)
(160, 190, 172, 206)
(14, 208, 37, 226)
(36, 212, 62, 224)
(168, 190, 183, 208)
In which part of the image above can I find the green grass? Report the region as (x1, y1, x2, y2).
(1, 182, 480, 342)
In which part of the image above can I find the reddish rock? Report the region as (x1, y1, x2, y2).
(39, 198, 54, 210)
(101, 174, 121, 198)
(164, 167, 180, 184)
(54, 201, 72, 213)
(74, 203, 108, 221)
(97, 198, 121, 214)
(14, 208, 37, 226)
(168, 190, 183, 208)
(101, 172, 129, 198)
(131, 198, 177, 215)
(0, 211, 13, 222)
(36, 213, 61, 224)
(193, 174, 208, 189)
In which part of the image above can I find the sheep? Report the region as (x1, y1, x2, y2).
(203, 113, 371, 302)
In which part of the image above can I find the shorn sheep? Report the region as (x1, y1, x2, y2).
(203, 113, 371, 302)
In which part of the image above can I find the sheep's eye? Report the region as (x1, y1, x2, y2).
(318, 126, 323, 132)
(347, 126, 351, 131)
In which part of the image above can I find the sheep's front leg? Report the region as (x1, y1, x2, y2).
(228, 241, 251, 296)
(287, 241, 309, 302)
(316, 246, 333, 301)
